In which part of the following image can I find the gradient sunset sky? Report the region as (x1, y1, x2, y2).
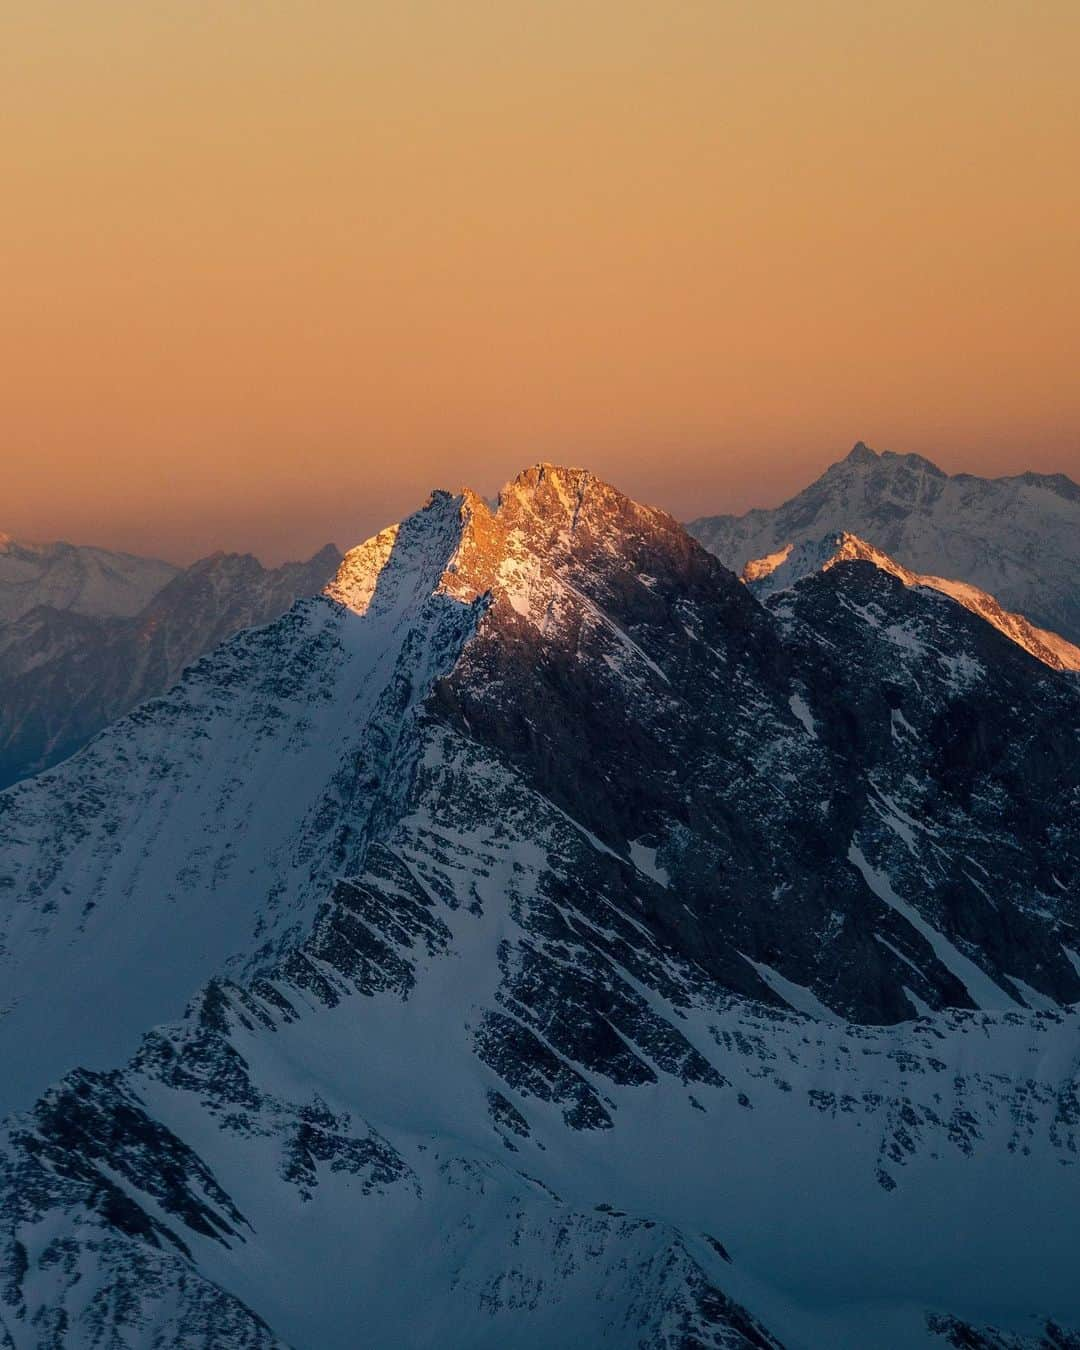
(3, 1, 1078, 563)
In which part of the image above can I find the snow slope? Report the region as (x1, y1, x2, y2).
(3, 721, 1078, 1348)
(0, 503, 465, 1114)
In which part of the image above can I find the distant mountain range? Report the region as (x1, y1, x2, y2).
(689, 441, 1080, 643)
(1, 466, 1077, 1348)
(0, 534, 179, 621)
(5, 442, 1078, 793)
(0, 542, 341, 788)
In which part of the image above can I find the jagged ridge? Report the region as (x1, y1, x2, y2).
(689, 441, 1080, 643)
(742, 532, 1080, 672)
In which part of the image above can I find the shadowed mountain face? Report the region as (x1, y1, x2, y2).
(0, 544, 341, 788)
(688, 442, 1080, 643)
(1, 467, 1079, 1349)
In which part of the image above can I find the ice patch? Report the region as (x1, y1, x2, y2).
(628, 840, 670, 889)
(739, 954, 840, 1022)
(902, 986, 935, 1018)
(889, 707, 917, 741)
(939, 651, 985, 689)
(1006, 975, 1058, 1013)
(866, 784, 936, 858)
(882, 623, 927, 655)
(848, 843, 1018, 1011)
(874, 934, 928, 983)
(788, 693, 817, 738)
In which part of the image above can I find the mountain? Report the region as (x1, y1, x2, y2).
(1, 466, 1079, 1348)
(743, 532, 1080, 673)
(688, 442, 1080, 643)
(0, 535, 178, 622)
(0, 544, 342, 788)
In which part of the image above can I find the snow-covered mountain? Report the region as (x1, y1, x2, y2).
(0, 535, 178, 622)
(1, 467, 1079, 1349)
(0, 545, 341, 788)
(743, 532, 1080, 673)
(688, 442, 1080, 643)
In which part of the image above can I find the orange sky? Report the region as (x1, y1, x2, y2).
(2, 1, 1078, 563)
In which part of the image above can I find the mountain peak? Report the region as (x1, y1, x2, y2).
(326, 490, 475, 617)
(327, 466, 692, 627)
(493, 464, 685, 575)
(497, 463, 670, 519)
(307, 541, 345, 567)
(0, 536, 179, 622)
(504, 461, 593, 491)
(743, 531, 1080, 672)
(837, 441, 947, 479)
(879, 447, 948, 478)
(688, 444, 1080, 642)
(741, 531, 897, 593)
(1012, 469, 1080, 502)
(497, 463, 620, 527)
